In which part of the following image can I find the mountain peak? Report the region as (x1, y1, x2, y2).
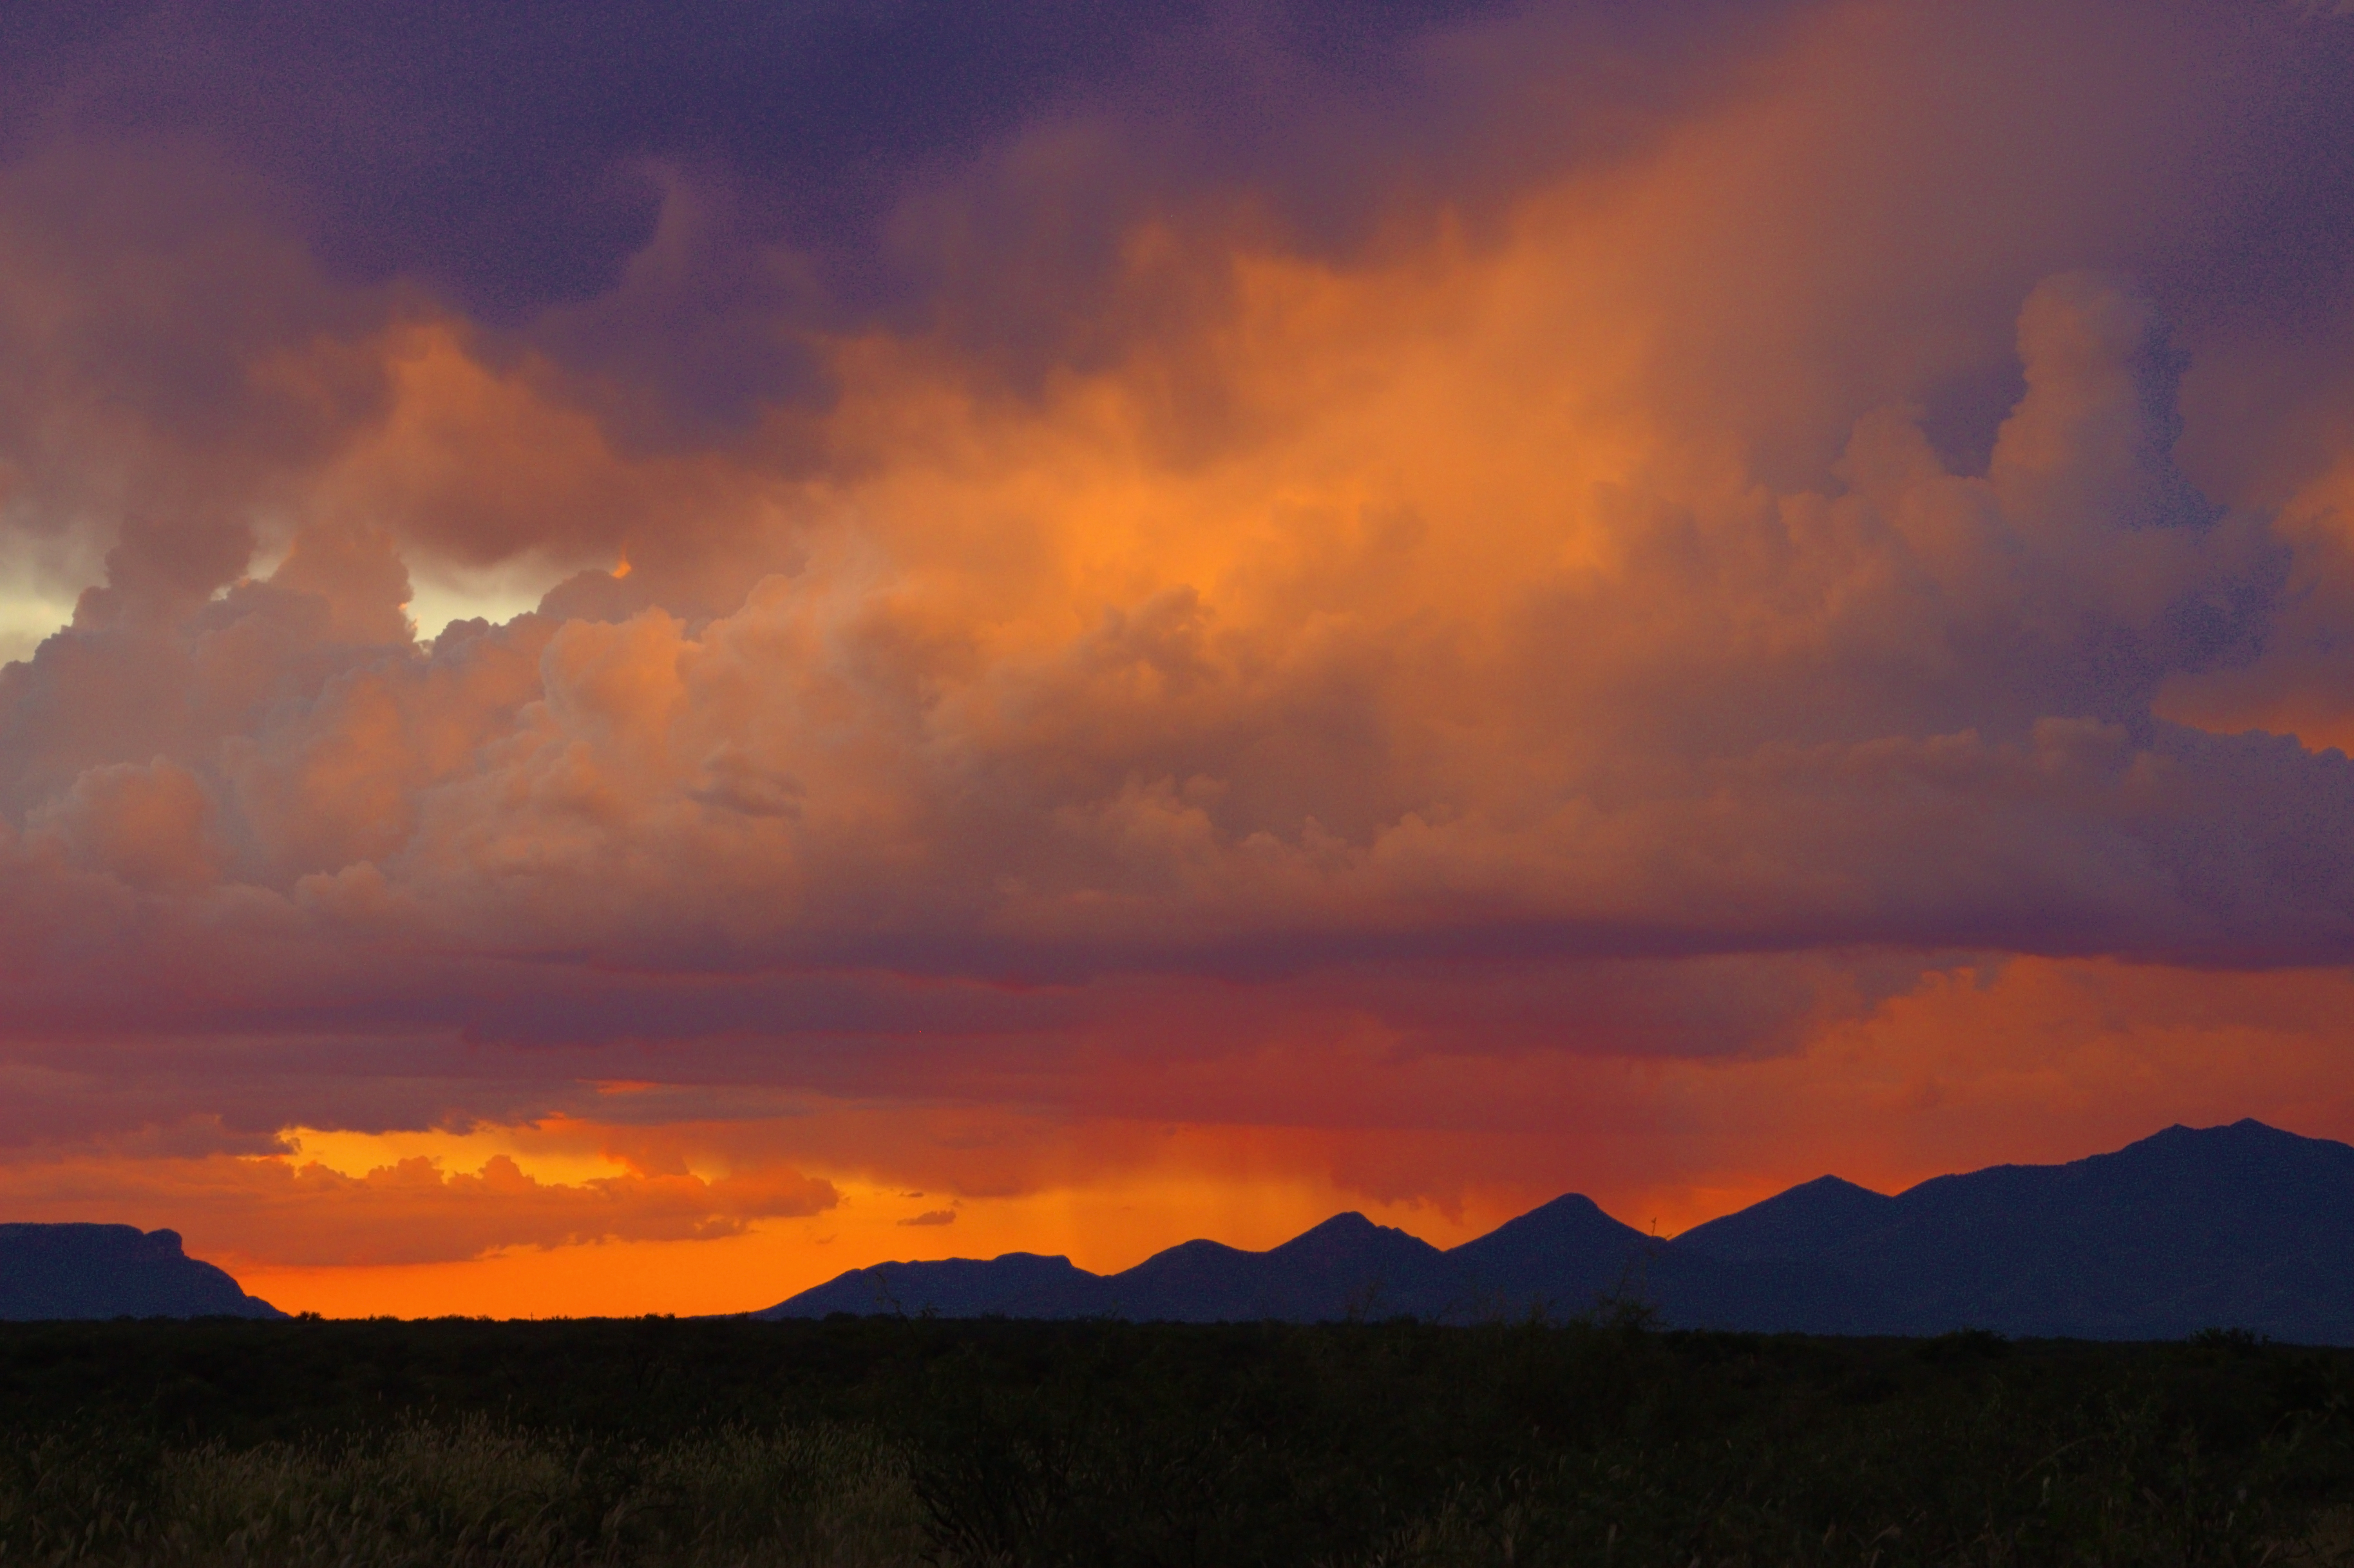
(2170, 1118, 2290, 1139)
(1670, 1171, 1896, 1264)
(1447, 1193, 1646, 1255)
(2135, 1118, 2296, 1146)
(1269, 1211, 1444, 1266)
(1789, 1174, 1885, 1196)
(1523, 1193, 1622, 1222)
(1297, 1211, 1377, 1236)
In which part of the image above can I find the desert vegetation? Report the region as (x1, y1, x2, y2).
(0, 1315, 2348, 1565)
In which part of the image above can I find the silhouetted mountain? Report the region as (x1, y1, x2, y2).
(750, 1121, 2354, 1343)
(1433, 1195, 1650, 1318)
(1660, 1120, 2354, 1341)
(1104, 1213, 1450, 1322)
(757, 1214, 1460, 1324)
(0, 1225, 284, 1320)
(753, 1205, 1656, 1326)
(771, 1251, 1096, 1319)
(1639, 1175, 1905, 1332)
(1673, 1176, 1896, 1264)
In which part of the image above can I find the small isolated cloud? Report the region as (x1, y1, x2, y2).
(897, 1209, 957, 1227)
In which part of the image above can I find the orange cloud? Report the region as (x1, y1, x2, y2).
(3, 0, 2354, 1311)
(0, 1146, 835, 1268)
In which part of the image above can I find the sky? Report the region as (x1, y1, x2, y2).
(4, 0, 2354, 1318)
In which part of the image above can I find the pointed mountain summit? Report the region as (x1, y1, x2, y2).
(0, 1225, 284, 1320)
(1435, 1195, 1651, 1318)
(1106, 1212, 1449, 1322)
(1672, 1176, 1895, 1264)
(751, 1120, 2354, 1343)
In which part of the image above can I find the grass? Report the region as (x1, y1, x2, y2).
(2, 1420, 921, 1566)
(0, 1317, 2349, 1565)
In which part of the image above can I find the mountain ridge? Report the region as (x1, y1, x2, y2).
(752, 1120, 2354, 1343)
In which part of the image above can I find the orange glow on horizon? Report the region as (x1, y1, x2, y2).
(52, 958, 2337, 1316)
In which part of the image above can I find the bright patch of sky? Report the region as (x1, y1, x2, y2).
(0, 550, 564, 666)
(404, 557, 566, 643)
(0, 591, 74, 665)
(0, 533, 88, 664)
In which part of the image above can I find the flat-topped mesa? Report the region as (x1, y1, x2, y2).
(750, 1121, 2354, 1344)
(0, 1224, 285, 1320)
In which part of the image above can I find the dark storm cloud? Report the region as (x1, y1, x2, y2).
(0, 0, 1807, 439)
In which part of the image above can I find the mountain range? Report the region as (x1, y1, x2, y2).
(0, 1225, 284, 1320)
(4, 1122, 2346, 1335)
(754, 1120, 2354, 1343)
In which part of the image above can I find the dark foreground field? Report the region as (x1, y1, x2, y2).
(1, 1315, 2349, 1566)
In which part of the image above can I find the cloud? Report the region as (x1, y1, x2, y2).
(0, 1148, 837, 1267)
(5, 267, 2334, 991)
(2, 0, 2354, 1284)
(0, 146, 395, 585)
(898, 1209, 957, 1228)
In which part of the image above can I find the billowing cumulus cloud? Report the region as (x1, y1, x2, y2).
(1, 0, 2353, 1301)
(1, 264, 2335, 982)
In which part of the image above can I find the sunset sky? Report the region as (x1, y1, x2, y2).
(5, 0, 2354, 1318)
